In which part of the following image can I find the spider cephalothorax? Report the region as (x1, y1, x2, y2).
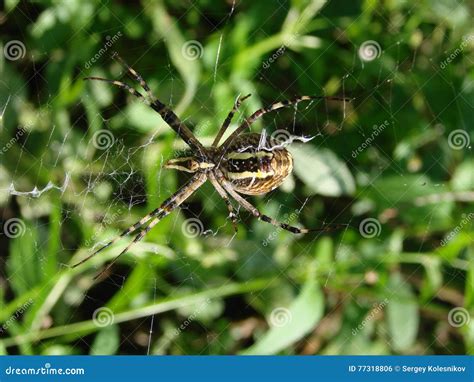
(74, 52, 348, 278)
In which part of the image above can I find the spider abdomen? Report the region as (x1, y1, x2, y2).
(220, 133, 293, 195)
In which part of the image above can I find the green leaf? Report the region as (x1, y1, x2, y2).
(149, 1, 200, 114)
(289, 144, 355, 196)
(386, 272, 419, 352)
(420, 258, 443, 302)
(241, 271, 324, 354)
(451, 159, 474, 191)
(90, 325, 120, 355)
(6, 223, 42, 296)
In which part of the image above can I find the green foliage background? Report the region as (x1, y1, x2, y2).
(0, 0, 473, 355)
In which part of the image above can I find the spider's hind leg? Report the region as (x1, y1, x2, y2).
(219, 177, 345, 234)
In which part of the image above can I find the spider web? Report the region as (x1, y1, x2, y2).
(1, 0, 469, 356)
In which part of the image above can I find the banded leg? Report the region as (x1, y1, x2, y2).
(84, 77, 148, 103)
(208, 172, 238, 232)
(84, 57, 205, 155)
(212, 94, 251, 147)
(111, 52, 155, 101)
(72, 206, 159, 268)
(72, 172, 207, 277)
(218, 177, 345, 234)
(220, 95, 351, 151)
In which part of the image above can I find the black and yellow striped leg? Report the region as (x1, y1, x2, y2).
(212, 94, 251, 147)
(109, 53, 204, 152)
(221, 95, 351, 150)
(92, 217, 160, 280)
(208, 172, 238, 232)
(71, 209, 159, 268)
(72, 173, 207, 278)
(218, 177, 344, 235)
(84, 59, 205, 154)
(111, 52, 155, 101)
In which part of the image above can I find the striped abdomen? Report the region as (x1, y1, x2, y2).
(220, 133, 293, 195)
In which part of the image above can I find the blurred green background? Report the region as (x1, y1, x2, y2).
(0, 0, 473, 355)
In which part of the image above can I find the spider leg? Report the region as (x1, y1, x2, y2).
(212, 94, 251, 147)
(72, 172, 207, 277)
(218, 176, 345, 234)
(92, 217, 160, 280)
(71, 210, 157, 268)
(111, 52, 155, 101)
(220, 95, 352, 150)
(208, 172, 238, 232)
(84, 77, 148, 102)
(84, 62, 206, 156)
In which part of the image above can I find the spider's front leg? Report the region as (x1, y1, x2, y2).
(220, 95, 351, 151)
(212, 94, 251, 147)
(84, 53, 205, 156)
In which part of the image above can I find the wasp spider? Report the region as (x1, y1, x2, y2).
(74, 52, 348, 277)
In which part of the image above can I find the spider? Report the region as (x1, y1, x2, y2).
(73, 52, 349, 278)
